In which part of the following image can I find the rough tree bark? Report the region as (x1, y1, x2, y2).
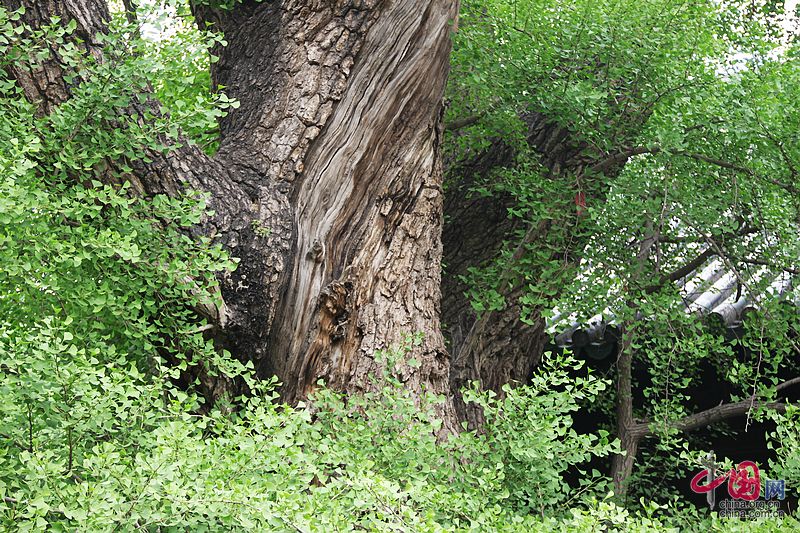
(443, 112, 630, 427)
(6, 0, 460, 431)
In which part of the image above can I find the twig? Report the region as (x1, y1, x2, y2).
(2, 496, 66, 516)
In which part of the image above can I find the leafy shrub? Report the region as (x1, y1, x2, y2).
(769, 404, 800, 489)
(0, 335, 615, 531)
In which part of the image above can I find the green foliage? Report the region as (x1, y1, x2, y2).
(447, 0, 800, 510)
(448, 0, 723, 155)
(0, 4, 239, 528)
(191, 0, 266, 11)
(3, 325, 795, 530)
(460, 353, 618, 513)
(0, 314, 619, 532)
(1, 321, 763, 532)
(129, 1, 239, 152)
(0, 10, 650, 529)
(1, 0, 798, 530)
(768, 403, 800, 488)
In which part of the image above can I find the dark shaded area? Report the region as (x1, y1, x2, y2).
(554, 318, 800, 513)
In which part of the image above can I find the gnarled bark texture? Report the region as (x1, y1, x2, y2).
(443, 112, 607, 426)
(7, 0, 459, 431)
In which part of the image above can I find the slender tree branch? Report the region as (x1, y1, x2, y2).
(681, 119, 725, 135)
(657, 235, 704, 244)
(675, 151, 795, 192)
(755, 111, 798, 180)
(741, 258, 800, 276)
(2, 496, 66, 516)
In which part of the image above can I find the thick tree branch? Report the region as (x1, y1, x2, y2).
(644, 247, 715, 294)
(3, 0, 109, 115)
(445, 113, 484, 131)
(630, 385, 797, 440)
(121, 0, 138, 26)
(590, 146, 653, 174)
(776, 376, 800, 393)
(445, 112, 596, 427)
(635, 400, 786, 438)
(592, 144, 799, 194)
(611, 224, 657, 497)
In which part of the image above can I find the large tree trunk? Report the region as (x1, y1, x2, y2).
(7, 0, 460, 432)
(443, 112, 613, 426)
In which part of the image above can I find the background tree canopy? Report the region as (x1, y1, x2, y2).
(1, 0, 799, 530)
(445, 0, 800, 501)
